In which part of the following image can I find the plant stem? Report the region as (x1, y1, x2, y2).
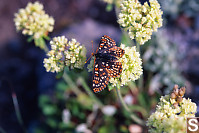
(116, 84, 145, 125)
(136, 42, 143, 91)
(62, 71, 83, 95)
(43, 44, 49, 53)
(78, 77, 103, 108)
(12, 93, 27, 133)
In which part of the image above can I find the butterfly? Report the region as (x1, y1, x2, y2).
(92, 35, 125, 93)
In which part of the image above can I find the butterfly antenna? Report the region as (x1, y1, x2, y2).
(85, 41, 95, 63)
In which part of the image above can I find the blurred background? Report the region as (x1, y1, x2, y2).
(0, 0, 199, 133)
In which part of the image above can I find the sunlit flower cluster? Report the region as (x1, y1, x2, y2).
(44, 36, 86, 73)
(147, 92, 197, 133)
(110, 44, 143, 86)
(14, 1, 54, 39)
(118, 0, 163, 45)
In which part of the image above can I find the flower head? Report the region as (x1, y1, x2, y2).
(109, 44, 143, 86)
(118, 0, 163, 45)
(14, 1, 54, 39)
(147, 86, 197, 133)
(44, 36, 87, 73)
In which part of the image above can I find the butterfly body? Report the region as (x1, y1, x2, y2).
(92, 35, 125, 93)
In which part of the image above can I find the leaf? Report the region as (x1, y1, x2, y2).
(121, 33, 134, 46)
(108, 84, 114, 91)
(56, 70, 64, 79)
(27, 36, 34, 42)
(46, 118, 57, 128)
(106, 4, 113, 12)
(34, 37, 46, 50)
(43, 105, 57, 115)
(43, 35, 50, 41)
(39, 95, 51, 107)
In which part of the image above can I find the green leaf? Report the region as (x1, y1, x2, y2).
(34, 37, 46, 50)
(108, 84, 114, 91)
(106, 4, 113, 12)
(46, 118, 57, 128)
(43, 35, 51, 41)
(56, 70, 64, 79)
(39, 95, 51, 107)
(121, 33, 134, 46)
(27, 36, 34, 42)
(99, 126, 109, 133)
(56, 81, 68, 92)
(43, 105, 57, 115)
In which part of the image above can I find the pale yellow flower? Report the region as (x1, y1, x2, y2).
(14, 1, 54, 39)
(147, 93, 197, 133)
(118, 0, 163, 45)
(44, 36, 86, 73)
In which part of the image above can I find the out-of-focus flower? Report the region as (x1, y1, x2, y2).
(118, 0, 163, 45)
(62, 109, 71, 124)
(76, 123, 92, 133)
(14, 1, 54, 39)
(109, 44, 143, 86)
(147, 85, 197, 133)
(44, 36, 86, 73)
(143, 30, 185, 94)
(129, 124, 143, 133)
(124, 94, 134, 105)
(101, 105, 116, 116)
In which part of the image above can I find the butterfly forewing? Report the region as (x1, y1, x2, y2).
(98, 35, 116, 52)
(93, 60, 110, 93)
(107, 46, 125, 58)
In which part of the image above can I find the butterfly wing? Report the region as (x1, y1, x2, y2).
(102, 61, 123, 78)
(107, 46, 125, 58)
(98, 35, 125, 58)
(92, 59, 110, 93)
(97, 35, 116, 52)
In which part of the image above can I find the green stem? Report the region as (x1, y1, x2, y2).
(136, 42, 143, 91)
(78, 77, 103, 108)
(62, 71, 83, 95)
(116, 84, 145, 125)
(43, 44, 49, 53)
(12, 93, 27, 133)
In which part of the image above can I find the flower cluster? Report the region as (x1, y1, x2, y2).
(147, 86, 197, 133)
(14, 1, 54, 39)
(109, 44, 143, 86)
(44, 36, 86, 73)
(118, 0, 163, 45)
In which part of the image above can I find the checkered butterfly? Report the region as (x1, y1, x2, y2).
(92, 35, 125, 93)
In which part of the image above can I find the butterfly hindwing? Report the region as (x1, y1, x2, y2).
(107, 46, 125, 58)
(92, 59, 110, 93)
(102, 61, 123, 78)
